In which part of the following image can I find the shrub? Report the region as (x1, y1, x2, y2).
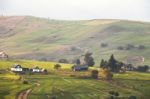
(51, 96, 57, 99)
(138, 45, 145, 50)
(101, 43, 108, 47)
(125, 44, 135, 50)
(58, 59, 69, 63)
(54, 64, 61, 70)
(100, 69, 113, 80)
(23, 80, 28, 84)
(128, 96, 137, 99)
(91, 70, 99, 79)
(117, 46, 124, 50)
(109, 91, 115, 95)
(114, 92, 119, 96)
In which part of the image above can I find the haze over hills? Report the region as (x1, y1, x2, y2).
(0, 16, 150, 65)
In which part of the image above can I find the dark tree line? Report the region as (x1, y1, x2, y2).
(136, 65, 149, 72)
(100, 54, 149, 73)
(100, 54, 123, 72)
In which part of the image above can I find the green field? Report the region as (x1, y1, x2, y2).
(0, 72, 30, 99)
(0, 60, 150, 99)
(0, 16, 150, 65)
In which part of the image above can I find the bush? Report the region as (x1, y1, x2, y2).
(109, 91, 115, 95)
(54, 64, 61, 70)
(136, 65, 149, 72)
(23, 80, 28, 84)
(138, 45, 145, 50)
(91, 70, 99, 79)
(114, 92, 119, 96)
(117, 46, 124, 50)
(100, 69, 113, 80)
(101, 43, 108, 47)
(125, 44, 135, 50)
(128, 96, 137, 99)
(58, 59, 69, 63)
(51, 96, 57, 99)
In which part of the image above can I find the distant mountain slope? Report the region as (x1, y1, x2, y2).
(0, 16, 150, 65)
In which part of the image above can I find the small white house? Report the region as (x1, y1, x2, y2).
(31, 66, 41, 73)
(11, 64, 22, 72)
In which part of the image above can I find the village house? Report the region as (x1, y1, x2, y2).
(11, 64, 29, 73)
(30, 66, 41, 73)
(72, 64, 89, 71)
(11, 64, 23, 72)
(30, 66, 47, 73)
(0, 51, 8, 59)
(11, 65, 47, 74)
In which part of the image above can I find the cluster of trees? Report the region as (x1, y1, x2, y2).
(117, 44, 146, 50)
(107, 91, 137, 99)
(74, 52, 95, 67)
(100, 54, 149, 73)
(136, 65, 149, 72)
(124, 64, 149, 72)
(84, 52, 95, 66)
(100, 54, 124, 72)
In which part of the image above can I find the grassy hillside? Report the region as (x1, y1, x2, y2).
(0, 16, 150, 65)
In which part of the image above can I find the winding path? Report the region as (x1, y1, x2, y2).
(17, 83, 40, 99)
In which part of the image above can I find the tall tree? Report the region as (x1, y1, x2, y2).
(76, 59, 80, 65)
(108, 54, 118, 72)
(84, 52, 95, 66)
(100, 59, 105, 68)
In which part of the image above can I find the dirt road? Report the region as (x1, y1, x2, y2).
(17, 83, 40, 99)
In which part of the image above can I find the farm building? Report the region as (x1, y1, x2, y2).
(72, 64, 89, 71)
(11, 65, 47, 74)
(11, 64, 22, 72)
(11, 64, 29, 73)
(0, 51, 8, 59)
(30, 66, 47, 73)
(30, 66, 41, 72)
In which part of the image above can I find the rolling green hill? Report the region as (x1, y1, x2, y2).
(0, 16, 150, 65)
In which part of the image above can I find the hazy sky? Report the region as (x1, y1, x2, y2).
(0, 0, 150, 21)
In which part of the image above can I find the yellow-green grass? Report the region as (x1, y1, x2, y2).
(0, 60, 72, 70)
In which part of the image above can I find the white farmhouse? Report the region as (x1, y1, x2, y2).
(11, 64, 22, 72)
(31, 66, 41, 73)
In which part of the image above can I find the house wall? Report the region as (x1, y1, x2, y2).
(11, 68, 22, 72)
